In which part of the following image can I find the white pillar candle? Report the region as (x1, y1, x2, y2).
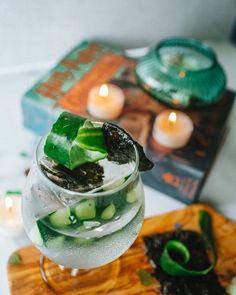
(0, 196, 24, 238)
(153, 110, 194, 149)
(87, 83, 125, 120)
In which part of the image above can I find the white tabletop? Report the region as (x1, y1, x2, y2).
(0, 41, 235, 295)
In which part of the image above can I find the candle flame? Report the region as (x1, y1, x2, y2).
(5, 197, 13, 210)
(99, 84, 109, 98)
(168, 112, 177, 124)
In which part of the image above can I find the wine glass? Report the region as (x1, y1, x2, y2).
(22, 135, 145, 293)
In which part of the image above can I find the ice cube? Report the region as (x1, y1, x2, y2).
(31, 183, 64, 219)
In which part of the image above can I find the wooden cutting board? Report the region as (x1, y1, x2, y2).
(7, 204, 236, 294)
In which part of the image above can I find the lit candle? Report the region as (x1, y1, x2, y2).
(0, 196, 24, 238)
(153, 110, 194, 149)
(87, 83, 125, 120)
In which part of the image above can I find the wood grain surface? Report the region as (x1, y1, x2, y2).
(7, 204, 236, 294)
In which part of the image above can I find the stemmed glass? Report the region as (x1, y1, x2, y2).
(22, 135, 145, 293)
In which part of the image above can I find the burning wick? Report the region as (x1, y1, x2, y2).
(87, 83, 125, 120)
(99, 84, 109, 98)
(0, 196, 23, 237)
(168, 112, 177, 127)
(5, 197, 13, 213)
(152, 109, 194, 149)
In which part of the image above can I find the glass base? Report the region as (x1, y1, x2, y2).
(39, 255, 120, 294)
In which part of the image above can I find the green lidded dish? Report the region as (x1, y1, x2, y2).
(136, 38, 226, 108)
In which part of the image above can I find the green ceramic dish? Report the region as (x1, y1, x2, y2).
(136, 38, 226, 108)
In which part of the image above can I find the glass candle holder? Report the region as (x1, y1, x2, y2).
(136, 38, 226, 108)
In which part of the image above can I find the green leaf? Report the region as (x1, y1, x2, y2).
(44, 112, 107, 170)
(77, 127, 107, 153)
(137, 269, 153, 286)
(160, 210, 217, 277)
(199, 210, 217, 261)
(19, 151, 29, 158)
(8, 252, 22, 265)
(6, 191, 22, 196)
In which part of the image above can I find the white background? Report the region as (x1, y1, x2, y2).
(0, 0, 235, 67)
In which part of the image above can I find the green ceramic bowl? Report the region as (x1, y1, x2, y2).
(136, 38, 226, 108)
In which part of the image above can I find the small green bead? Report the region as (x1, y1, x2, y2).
(49, 208, 71, 227)
(101, 203, 116, 220)
(126, 191, 137, 203)
(75, 199, 96, 220)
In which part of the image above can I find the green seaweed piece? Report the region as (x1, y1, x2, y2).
(138, 269, 154, 286)
(8, 252, 22, 265)
(19, 151, 29, 158)
(102, 122, 154, 172)
(40, 158, 104, 192)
